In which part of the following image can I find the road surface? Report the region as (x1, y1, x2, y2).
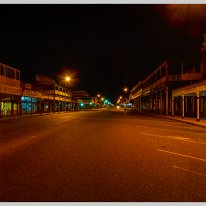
(1, 109, 206, 201)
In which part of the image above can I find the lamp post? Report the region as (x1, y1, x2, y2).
(123, 87, 129, 103)
(65, 76, 73, 111)
(96, 94, 101, 108)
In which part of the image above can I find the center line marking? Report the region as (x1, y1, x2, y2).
(173, 165, 206, 177)
(158, 149, 206, 162)
(142, 132, 206, 145)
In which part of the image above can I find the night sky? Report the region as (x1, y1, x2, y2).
(0, 4, 206, 103)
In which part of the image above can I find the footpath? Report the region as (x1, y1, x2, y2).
(0, 109, 103, 121)
(0, 111, 73, 121)
(143, 112, 206, 129)
(165, 115, 206, 129)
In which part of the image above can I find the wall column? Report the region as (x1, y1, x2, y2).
(166, 86, 168, 116)
(31, 98, 32, 115)
(160, 91, 162, 115)
(18, 97, 22, 116)
(140, 96, 142, 112)
(53, 87, 56, 113)
(197, 92, 200, 121)
(203, 96, 206, 117)
(40, 98, 42, 115)
(11, 101, 14, 116)
(192, 96, 195, 116)
(156, 92, 158, 113)
(182, 95, 185, 119)
(63, 101, 65, 111)
(172, 96, 174, 117)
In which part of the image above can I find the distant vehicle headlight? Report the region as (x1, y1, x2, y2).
(116, 106, 120, 109)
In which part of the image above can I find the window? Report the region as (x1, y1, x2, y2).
(8, 68, 15, 78)
(0, 65, 4, 75)
(21, 96, 31, 101)
(16, 71, 20, 80)
(6, 67, 9, 77)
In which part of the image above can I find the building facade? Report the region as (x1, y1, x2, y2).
(0, 63, 22, 117)
(129, 34, 206, 120)
(0, 64, 94, 118)
(73, 90, 96, 109)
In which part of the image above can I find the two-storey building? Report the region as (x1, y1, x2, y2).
(0, 63, 22, 117)
(130, 34, 206, 120)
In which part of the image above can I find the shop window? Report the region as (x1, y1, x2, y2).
(32, 98, 37, 102)
(22, 102, 31, 113)
(1, 102, 12, 115)
(21, 96, 31, 101)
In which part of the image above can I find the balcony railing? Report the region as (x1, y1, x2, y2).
(142, 76, 167, 95)
(0, 75, 20, 87)
(0, 84, 22, 95)
(130, 89, 142, 100)
(168, 73, 202, 82)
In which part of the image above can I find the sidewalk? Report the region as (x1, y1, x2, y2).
(0, 112, 51, 121)
(0, 111, 71, 121)
(0, 109, 100, 121)
(139, 111, 206, 129)
(166, 115, 206, 129)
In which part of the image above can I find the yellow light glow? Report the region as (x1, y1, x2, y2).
(101, 97, 104, 101)
(65, 76, 71, 81)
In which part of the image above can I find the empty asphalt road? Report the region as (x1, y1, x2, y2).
(1, 109, 206, 201)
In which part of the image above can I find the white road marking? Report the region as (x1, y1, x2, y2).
(135, 125, 206, 136)
(142, 132, 206, 145)
(173, 165, 206, 177)
(158, 149, 206, 162)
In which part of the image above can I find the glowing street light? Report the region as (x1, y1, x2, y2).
(65, 76, 71, 82)
(124, 87, 128, 92)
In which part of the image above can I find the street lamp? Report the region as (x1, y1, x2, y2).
(123, 87, 128, 93)
(65, 75, 73, 111)
(65, 76, 71, 82)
